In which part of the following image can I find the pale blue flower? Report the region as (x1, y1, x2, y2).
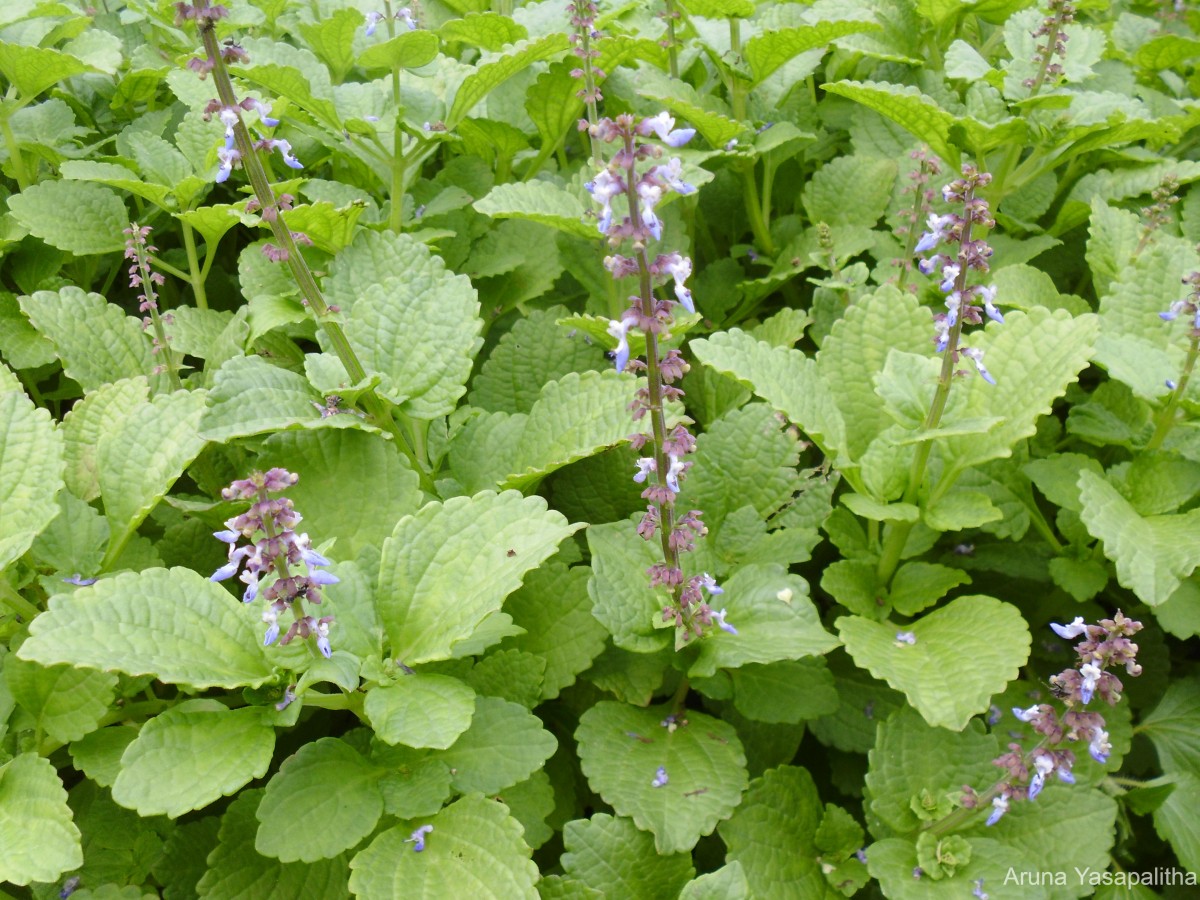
(633, 457, 656, 483)
(939, 262, 960, 293)
(1089, 726, 1110, 763)
(664, 454, 685, 492)
(406, 824, 433, 852)
(651, 766, 669, 787)
(62, 574, 97, 586)
(214, 529, 239, 543)
(308, 569, 340, 586)
(211, 560, 239, 581)
(711, 608, 737, 635)
(985, 794, 1008, 826)
(698, 572, 723, 595)
(1051, 617, 1088, 640)
(895, 631, 916, 645)
(1012, 704, 1040, 723)
(639, 112, 695, 147)
(650, 158, 696, 195)
(607, 316, 633, 371)
(365, 11, 385, 35)
(978, 284, 1003, 323)
(216, 146, 240, 183)
(961, 346, 995, 385)
(1028, 753, 1054, 800)
(586, 170, 622, 235)
(1079, 662, 1102, 704)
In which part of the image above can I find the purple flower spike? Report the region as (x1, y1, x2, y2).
(651, 766, 669, 787)
(406, 824, 433, 852)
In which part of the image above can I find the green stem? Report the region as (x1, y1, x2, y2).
(0, 577, 40, 621)
(147, 254, 193, 283)
(741, 167, 776, 257)
(301, 690, 362, 712)
(1, 111, 32, 190)
(179, 221, 209, 310)
(1147, 331, 1199, 451)
(663, 0, 681, 79)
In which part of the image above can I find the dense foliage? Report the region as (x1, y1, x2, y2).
(1, 0, 1200, 896)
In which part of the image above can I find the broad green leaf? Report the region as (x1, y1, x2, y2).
(19, 568, 274, 689)
(525, 63, 585, 156)
(442, 12, 528, 50)
(802, 155, 897, 228)
(679, 0, 753, 17)
(5, 656, 115, 743)
(1140, 676, 1200, 777)
(197, 789, 351, 898)
(1085, 199, 1141, 300)
(280, 201, 366, 254)
(379, 491, 580, 664)
(8, 180, 127, 255)
(256, 737, 384, 861)
(560, 814, 694, 899)
(0, 42, 93, 97)
(373, 744, 454, 819)
(177, 204, 244, 251)
(923, 490, 1002, 531)
(474, 180, 596, 239)
(576, 701, 748, 853)
(888, 562, 971, 616)
(19, 287, 156, 391)
(365, 674, 477, 748)
(98, 390, 207, 564)
(1077, 470, 1200, 606)
(808, 656, 906, 754)
(349, 795, 539, 899)
(1134, 34, 1200, 70)
(837, 595, 1030, 730)
(438, 696, 557, 794)
(678, 863, 751, 900)
(865, 706, 999, 834)
(635, 74, 743, 150)
(239, 64, 341, 129)
(500, 560, 609, 700)
(500, 770, 555, 849)
(718, 766, 827, 898)
(359, 29, 441, 70)
(745, 21, 881, 85)
(0, 291, 54, 369)
(689, 564, 839, 678)
(867, 837, 1043, 900)
(200, 355, 341, 442)
(821, 81, 959, 166)
(0, 389, 64, 572)
(0, 753, 82, 886)
(113, 700, 275, 818)
(587, 520, 672, 653)
(153, 816, 223, 900)
(59, 159, 175, 207)
(1153, 772, 1200, 872)
(729, 659, 839, 724)
(467, 648, 545, 707)
(68, 724, 138, 788)
(298, 7, 362, 81)
(341, 233, 481, 418)
(447, 35, 571, 128)
(60, 377, 148, 502)
(261, 429, 422, 560)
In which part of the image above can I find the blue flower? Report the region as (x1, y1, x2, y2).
(406, 824, 433, 852)
(1089, 726, 1110, 763)
(273, 139, 303, 170)
(961, 346, 995, 385)
(650, 158, 696, 195)
(985, 794, 1008, 826)
(262, 606, 279, 645)
(1012, 704, 1040, 723)
(664, 454, 685, 493)
(62, 573, 97, 586)
(586, 170, 623, 235)
(698, 572, 723, 595)
(1027, 753, 1054, 799)
(607, 316, 633, 371)
(939, 262, 960, 294)
(308, 569, 340, 586)
(711, 608, 737, 635)
(651, 766, 669, 787)
(213, 529, 239, 543)
(977, 284, 1003, 323)
(211, 560, 239, 581)
(639, 112, 695, 147)
(216, 146, 240, 183)
(1051, 617, 1087, 640)
(895, 631, 916, 645)
(1079, 662, 1102, 704)
(633, 457, 656, 483)
(661, 253, 695, 313)
(365, 11, 385, 35)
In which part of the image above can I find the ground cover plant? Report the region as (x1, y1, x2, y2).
(2, 0, 1200, 896)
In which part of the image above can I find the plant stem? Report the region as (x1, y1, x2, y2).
(1, 107, 33, 191)
(0, 577, 40, 621)
(179, 220, 209, 309)
(1147, 331, 1199, 451)
(384, 2, 407, 232)
(663, 0, 681, 79)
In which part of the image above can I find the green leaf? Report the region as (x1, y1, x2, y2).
(678, 863, 751, 900)
(499, 770, 555, 849)
(587, 520, 672, 653)
(0, 389, 64, 572)
(256, 737, 384, 862)
(349, 795, 539, 899)
(718, 766, 827, 898)
(438, 696, 557, 794)
(98, 390, 207, 564)
(441, 12, 528, 50)
(821, 81, 960, 166)
(1134, 33, 1200, 70)
(1153, 772, 1200, 872)
(196, 789, 351, 898)
(59, 159, 175, 208)
(1077, 470, 1200, 606)
(474, 180, 596, 239)
(379, 490, 580, 664)
(19, 567, 275, 689)
(239, 64, 341, 129)
(68, 725, 138, 788)
(525, 63, 585, 157)
(0, 42, 93, 97)
(866, 837, 1042, 900)
(1141, 676, 1200, 778)
(60, 377, 148, 502)
(0, 753, 82, 886)
(113, 700, 275, 818)
(340, 232, 481, 417)
(679, 0, 754, 17)
(560, 814, 694, 899)
(19, 287, 156, 391)
(0, 291, 54, 369)
(298, 7, 363, 81)
(467, 648, 545, 706)
(365, 675, 477, 749)
(745, 21, 881, 85)
(500, 560, 608, 700)
(199, 355, 337, 442)
(576, 701, 748, 853)
(802, 155, 897, 228)
(889, 562, 971, 616)
(4, 656, 115, 743)
(281, 201, 366, 255)
(448, 35, 572, 129)
(8, 180, 127, 255)
(690, 564, 839, 678)
(359, 29, 441, 70)
(923, 490, 1002, 531)
(729, 659, 839, 724)
(837, 595, 1031, 730)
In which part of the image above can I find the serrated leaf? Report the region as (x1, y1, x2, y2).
(730, 659, 839, 724)
(98, 390, 207, 564)
(679, 0, 754, 17)
(60, 377, 148, 502)
(113, 700, 275, 818)
(821, 81, 960, 166)
(364, 674, 477, 748)
(718, 766, 827, 898)
(359, 29, 441, 70)
(448, 35, 571, 128)
(500, 770, 555, 849)
(803, 155, 897, 229)
(1153, 771, 1200, 872)
(349, 794, 539, 899)
(256, 737, 383, 861)
(298, 7, 362, 82)
(0, 753, 82, 886)
(59, 159, 175, 207)
(0, 291, 54, 369)
(746, 21, 881, 85)
(923, 490, 1002, 531)
(379, 491, 580, 664)
(838, 595, 1031, 730)
(525, 63, 585, 156)
(866, 837, 1042, 900)
(689, 564, 839, 678)
(1077, 469, 1200, 606)
(0, 389, 64, 572)
(239, 64, 341, 129)
(68, 724, 139, 788)
(467, 648, 545, 706)
(436, 696, 557, 795)
(8, 180, 127, 254)
(19, 567, 274, 689)
(576, 701, 748, 853)
(587, 520, 672, 653)
(5, 656, 115, 743)
(560, 814, 694, 899)
(678, 862, 751, 900)
(1141, 676, 1200, 778)
(20, 287, 156, 391)
(474, 180, 596, 239)
(197, 789, 351, 898)
(199, 355, 336, 442)
(0, 42, 94, 97)
(442, 12, 528, 50)
(889, 562, 971, 616)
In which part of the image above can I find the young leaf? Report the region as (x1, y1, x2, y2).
(576, 701, 748, 853)
(60, 376, 148, 501)
(358, 30, 440, 71)
(199, 355, 332, 442)
(441, 12, 528, 50)
(745, 21, 882, 85)
(0, 43, 94, 98)
(0, 753, 82, 886)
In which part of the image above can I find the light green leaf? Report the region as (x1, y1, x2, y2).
(19, 287, 156, 391)
(8, 180, 127, 255)
(802, 155, 897, 229)
(945, 38, 993, 80)
(199, 355, 337, 442)
(59, 159, 175, 208)
(5, 656, 115, 743)
(1140, 676, 1200, 777)
(467, 648, 545, 706)
(746, 21, 881, 85)
(842, 494, 920, 522)
(474, 180, 596, 239)
(19, 567, 275, 689)
(560, 814, 694, 899)
(690, 564, 839, 678)
(525, 63, 585, 157)
(349, 795, 539, 899)
(1085, 199, 1141, 300)
(889, 562, 971, 616)
(587, 520, 672, 653)
(68, 724, 138, 788)
(678, 862, 751, 900)
(98, 389, 207, 564)
(679, 0, 754, 17)
(298, 7, 363, 82)
(1048, 556, 1108, 603)
(0, 291, 54, 370)
(0, 753, 82, 886)
(196, 789, 351, 898)
(1134, 33, 1200, 70)
(838, 595, 1031, 730)
(448, 35, 571, 128)
(365, 675, 477, 748)
(821, 80, 959, 166)
(0, 42, 93, 98)
(1153, 772, 1200, 872)
(113, 700, 275, 818)
(359, 29, 441, 70)
(379, 490, 580, 664)
(0, 389, 64, 572)
(256, 737, 384, 862)
(239, 64, 341, 129)
(60, 377, 148, 502)
(576, 701, 748, 853)
(1077, 470, 1200, 606)
(441, 12, 528, 50)
(729, 659, 839, 724)
(280, 201, 366, 255)
(499, 770, 555, 849)
(923, 490, 1002, 531)
(867, 837, 1043, 900)
(718, 766, 827, 898)
(438, 696, 557, 794)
